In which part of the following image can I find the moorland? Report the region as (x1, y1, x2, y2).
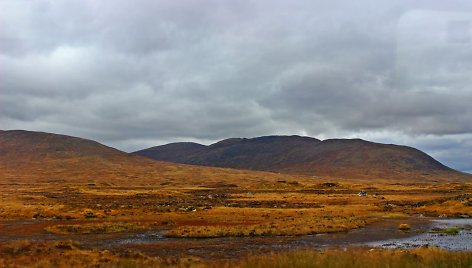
(1, 130, 472, 267)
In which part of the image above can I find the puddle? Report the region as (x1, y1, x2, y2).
(367, 219, 472, 251)
(113, 230, 165, 245)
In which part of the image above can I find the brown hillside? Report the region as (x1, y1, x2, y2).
(133, 136, 471, 182)
(0, 130, 300, 186)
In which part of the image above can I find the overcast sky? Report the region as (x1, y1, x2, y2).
(1, 0, 471, 173)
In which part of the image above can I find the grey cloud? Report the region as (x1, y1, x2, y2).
(401, 135, 472, 173)
(1, 0, 472, 172)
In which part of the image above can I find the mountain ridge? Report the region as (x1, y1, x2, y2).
(133, 135, 469, 181)
(0, 130, 304, 186)
(1, 130, 469, 183)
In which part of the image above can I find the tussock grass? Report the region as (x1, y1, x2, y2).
(432, 227, 460, 235)
(164, 215, 369, 238)
(415, 200, 472, 217)
(3, 242, 472, 268)
(0, 240, 205, 268)
(444, 227, 460, 235)
(235, 248, 472, 268)
(398, 223, 411, 231)
(2, 181, 472, 241)
(45, 222, 148, 234)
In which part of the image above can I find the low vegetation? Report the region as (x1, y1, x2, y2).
(2, 176, 472, 266)
(2, 128, 472, 267)
(235, 248, 472, 268)
(45, 222, 150, 234)
(0, 240, 199, 268)
(2, 181, 472, 239)
(398, 223, 411, 232)
(165, 214, 370, 238)
(432, 227, 460, 235)
(2, 241, 472, 268)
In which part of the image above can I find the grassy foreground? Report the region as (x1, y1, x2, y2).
(3, 181, 472, 239)
(1, 241, 472, 268)
(2, 179, 472, 266)
(237, 248, 472, 268)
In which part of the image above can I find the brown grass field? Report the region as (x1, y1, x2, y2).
(1, 131, 472, 266)
(2, 173, 472, 267)
(2, 240, 472, 267)
(3, 178, 472, 237)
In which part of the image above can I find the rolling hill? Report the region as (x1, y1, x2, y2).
(2, 130, 469, 184)
(0, 130, 298, 186)
(133, 135, 471, 181)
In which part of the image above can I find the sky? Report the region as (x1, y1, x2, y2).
(1, 0, 471, 173)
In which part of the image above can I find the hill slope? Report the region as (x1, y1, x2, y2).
(0, 130, 298, 186)
(0, 130, 167, 184)
(133, 135, 470, 181)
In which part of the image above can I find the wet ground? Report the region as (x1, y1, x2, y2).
(368, 218, 472, 251)
(2, 217, 472, 260)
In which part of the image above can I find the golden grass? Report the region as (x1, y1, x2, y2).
(2, 133, 472, 266)
(0, 240, 206, 268)
(45, 222, 151, 234)
(234, 248, 472, 268)
(398, 223, 411, 231)
(2, 181, 472, 238)
(0, 180, 472, 241)
(164, 216, 367, 238)
(163, 206, 375, 238)
(415, 199, 472, 216)
(2, 241, 472, 268)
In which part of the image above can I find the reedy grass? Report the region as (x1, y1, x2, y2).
(236, 248, 472, 268)
(3, 241, 472, 268)
(45, 222, 148, 234)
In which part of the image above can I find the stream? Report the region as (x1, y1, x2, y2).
(367, 218, 472, 251)
(1, 217, 472, 260)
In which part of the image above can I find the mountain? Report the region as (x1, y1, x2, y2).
(133, 135, 470, 181)
(2, 130, 468, 185)
(136, 142, 206, 163)
(0, 130, 162, 184)
(0, 130, 297, 186)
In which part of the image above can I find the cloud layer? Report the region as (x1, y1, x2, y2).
(1, 0, 471, 172)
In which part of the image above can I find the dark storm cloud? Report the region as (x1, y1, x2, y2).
(1, 0, 472, 172)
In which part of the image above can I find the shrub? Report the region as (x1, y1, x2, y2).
(444, 227, 459, 235)
(398, 223, 411, 231)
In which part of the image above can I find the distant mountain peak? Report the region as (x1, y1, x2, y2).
(3, 130, 468, 184)
(1, 130, 327, 186)
(133, 135, 468, 181)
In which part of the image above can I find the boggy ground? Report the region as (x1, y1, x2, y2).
(2, 241, 472, 267)
(1, 178, 472, 266)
